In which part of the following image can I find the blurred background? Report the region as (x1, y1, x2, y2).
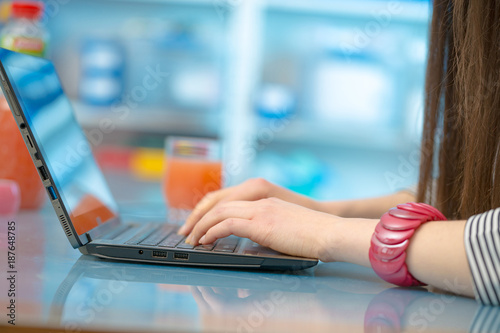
(1, 0, 430, 203)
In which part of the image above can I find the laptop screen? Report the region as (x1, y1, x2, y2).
(0, 48, 119, 236)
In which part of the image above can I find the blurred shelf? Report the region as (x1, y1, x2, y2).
(257, 117, 413, 152)
(73, 101, 221, 137)
(57, 0, 428, 181)
(74, 99, 414, 151)
(265, 0, 430, 23)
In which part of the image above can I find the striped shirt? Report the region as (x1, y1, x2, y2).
(464, 208, 500, 306)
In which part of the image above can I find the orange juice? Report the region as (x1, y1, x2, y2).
(0, 96, 45, 209)
(163, 157, 222, 210)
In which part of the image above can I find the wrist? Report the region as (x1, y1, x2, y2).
(318, 216, 378, 264)
(317, 216, 342, 262)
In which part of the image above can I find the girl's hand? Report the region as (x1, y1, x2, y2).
(178, 178, 319, 236)
(184, 197, 337, 261)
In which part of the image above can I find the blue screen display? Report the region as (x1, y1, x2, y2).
(0, 48, 118, 236)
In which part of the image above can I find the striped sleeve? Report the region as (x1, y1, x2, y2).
(464, 208, 500, 305)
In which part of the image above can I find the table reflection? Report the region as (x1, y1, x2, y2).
(48, 255, 495, 333)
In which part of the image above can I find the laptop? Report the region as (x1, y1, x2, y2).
(0, 48, 318, 270)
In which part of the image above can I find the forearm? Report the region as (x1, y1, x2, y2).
(317, 190, 416, 218)
(320, 217, 475, 298)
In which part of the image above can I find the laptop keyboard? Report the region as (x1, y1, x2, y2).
(124, 224, 240, 253)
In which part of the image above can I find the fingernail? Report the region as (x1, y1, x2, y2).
(186, 235, 193, 245)
(199, 235, 206, 244)
(177, 225, 187, 235)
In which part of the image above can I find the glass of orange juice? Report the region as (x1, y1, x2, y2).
(163, 136, 222, 223)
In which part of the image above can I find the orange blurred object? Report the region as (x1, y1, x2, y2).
(0, 96, 45, 209)
(69, 194, 117, 235)
(163, 158, 222, 210)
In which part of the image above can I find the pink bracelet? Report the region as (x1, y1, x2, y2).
(369, 202, 447, 287)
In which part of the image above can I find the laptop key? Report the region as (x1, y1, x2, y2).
(213, 248, 234, 253)
(158, 234, 184, 248)
(125, 225, 159, 245)
(247, 242, 281, 256)
(213, 237, 239, 253)
(176, 241, 195, 249)
(139, 225, 176, 246)
(194, 244, 215, 251)
(243, 249, 260, 256)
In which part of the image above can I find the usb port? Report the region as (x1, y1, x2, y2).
(174, 252, 189, 260)
(152, 251, 167, 258)
(47, 186, 57, 200)
(38, 166, 48, 180)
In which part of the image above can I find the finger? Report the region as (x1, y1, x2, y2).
(187, 202, 255, 245)
(199, 217, 258, 245)
(180, 180, 271, 235)
(179, 189, 228, 235)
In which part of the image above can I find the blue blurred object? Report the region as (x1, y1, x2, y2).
(255, 150, 329, 197)
(256, 83, 295, 119)
(153, 22, 203, 52)
(79, 38, 125, 106)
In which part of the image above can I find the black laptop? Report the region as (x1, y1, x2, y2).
(0, 48, 317, 270)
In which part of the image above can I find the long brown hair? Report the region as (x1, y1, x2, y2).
(417, 0, 500, 220)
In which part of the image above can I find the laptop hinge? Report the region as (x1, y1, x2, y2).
(85, 233, 92, 243)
